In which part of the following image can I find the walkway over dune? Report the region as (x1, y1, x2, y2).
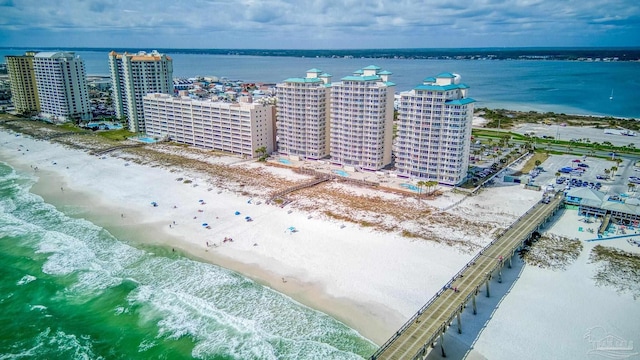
(371, 192, 564, 360)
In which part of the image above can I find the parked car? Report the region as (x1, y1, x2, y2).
(577, 163, 589, 168)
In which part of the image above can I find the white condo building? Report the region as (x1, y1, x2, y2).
(276, 69, 331, 160)
(395, 72, 475, 185)
(109, 50, 173, 133)
(143, 94, 274, 158)
(33, 52, 91, 122)
(330, 65, 395, 171)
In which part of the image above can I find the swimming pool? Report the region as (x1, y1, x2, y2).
(135, 137, 158, 143)
(332, 170, 349, 177)
(400, 183, 420, 192)
(86, 122, 123, 130)
(278, 158, 292, 164)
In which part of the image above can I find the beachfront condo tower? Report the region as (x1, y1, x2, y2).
(5, 51, 40, 115)
(395, 73, 475, 185)
(329, 65, 395, 171)
(32, 52, 91, 123)
(143, 93, 274, 158)
(276, 69, 332, 160)
(109, 50, 174, 133)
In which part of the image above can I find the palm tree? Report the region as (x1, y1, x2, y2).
(555, 171, 561, 180)
(604, 168, 611, 179)
(416, 181, 426, 196)
(255, 146, 268, 161)
(614, 158, 623, 168)
(610, 166, 618, 177)
(535, 160, 542, 168)
(628, 183, 636, 193)
(426, 180, 438, 195)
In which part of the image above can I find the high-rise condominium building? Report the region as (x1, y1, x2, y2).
(276, 69, 332, 160)
(330, 65, 395, 171)
(5, 51, 40, 114)
(109, 50, 173, 133)
(395, 72, 475, 185)
(143, 93, 274, 158)
(33, 52, 91, 123)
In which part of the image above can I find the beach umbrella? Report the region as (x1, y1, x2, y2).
(202, 223, 208, 226)
(235, 211, 240, 215)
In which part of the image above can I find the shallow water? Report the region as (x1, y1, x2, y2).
(0, 161, 376, 359)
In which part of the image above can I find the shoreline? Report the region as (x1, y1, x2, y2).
(0, 127, 543, 348)
(0, 134, 408, 344)
(7, 157, 399, 345)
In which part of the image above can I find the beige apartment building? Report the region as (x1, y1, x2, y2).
(395, 73, 475, 185)
(329, 65, 395, 171)
(143, 93, 274, 158)
(275, 69, 331, 160)
(33, 52, 91, 123)
(109, 50, 173, 133)
(5, 51, 40, 115)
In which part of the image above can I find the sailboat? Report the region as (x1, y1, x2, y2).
(609, 89, 614, 100)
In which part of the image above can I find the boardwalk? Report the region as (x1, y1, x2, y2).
(371, 192, 564, 360)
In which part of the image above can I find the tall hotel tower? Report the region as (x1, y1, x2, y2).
(276, 69, 332, 160)
(109, 50, 173, 133)
(32, 52, 91, 123)
(5, 51, 40, 115)
(395, 73, 475, 185)
(330, 65, 395, 171)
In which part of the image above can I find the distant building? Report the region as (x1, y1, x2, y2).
(143, 93, 274, 158)
(330, 65, 395, 171)
(395, 72, 475, 185)
(109, 50, 173, 133)
(276, 69, 332, 160)
(33, 52, 91, 123)
(4, 51, 40, 114)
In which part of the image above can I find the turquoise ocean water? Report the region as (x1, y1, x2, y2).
(0, 160, 376, 359)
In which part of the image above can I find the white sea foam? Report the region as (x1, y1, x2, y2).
(125, 257, 371, 359)
(29, 304, 47, 312)
(16, 275, 36, 286)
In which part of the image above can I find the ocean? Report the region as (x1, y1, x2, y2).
(0, 160, 376, 359)
(2, 48, 640, 119)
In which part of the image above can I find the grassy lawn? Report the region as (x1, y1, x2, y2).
(96, 128, 133, 141)
(519, 152, 550, 174)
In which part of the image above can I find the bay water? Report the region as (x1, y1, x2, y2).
(0, 160, 376, 359)
(1, 48, 639, 118)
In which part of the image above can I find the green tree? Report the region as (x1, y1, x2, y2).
(255, 146, 268, 161)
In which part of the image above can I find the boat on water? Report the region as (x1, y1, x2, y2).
(609, 88, 614, 100)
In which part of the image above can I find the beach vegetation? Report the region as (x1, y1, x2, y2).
(521, 234, 582, 270)
(474, 107, 638, 131)
(589, 245, 640, 299)
(401, 230, 420, 238)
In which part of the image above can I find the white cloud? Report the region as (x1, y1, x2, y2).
(0, 0, 638, 48)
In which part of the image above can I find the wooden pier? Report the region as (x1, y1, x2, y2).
(371, 193, 564, 360)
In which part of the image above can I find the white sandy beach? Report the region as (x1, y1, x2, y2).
(0, 128, 551, 347)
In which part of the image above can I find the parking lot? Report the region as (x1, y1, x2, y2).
(529, 154, 638, 196)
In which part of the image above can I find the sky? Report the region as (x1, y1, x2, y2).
(0, 0, 639, 49)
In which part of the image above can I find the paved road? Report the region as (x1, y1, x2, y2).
(372, 194, 563, 360)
